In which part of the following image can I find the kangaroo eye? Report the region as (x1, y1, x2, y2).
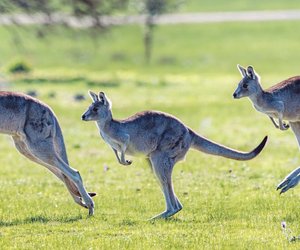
(92, 107, 98, 112)
(242, 83, 248, 89)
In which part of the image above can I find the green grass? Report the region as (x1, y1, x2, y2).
(0, 74, 299, 249)
(180, 0, 300, 12)
(1, 21, 300, 77)
(1, 20, 300, 249)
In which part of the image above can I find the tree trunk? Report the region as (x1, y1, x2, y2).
(144, 15, 155, 64)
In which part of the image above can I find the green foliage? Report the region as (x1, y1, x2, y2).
(72, 0, 128, 15)
(0, 0, 60, 14)
(131, 0, 180, 15)
(7, 59, 32, 74)
(130, 0, 181, 63)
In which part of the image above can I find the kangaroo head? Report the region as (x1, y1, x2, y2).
(233, 64, 261, 99)
(82, 90, 112, 121)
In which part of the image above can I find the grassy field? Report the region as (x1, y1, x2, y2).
(1, 19, 300, 249)
(180, 0, 300, 12)
(1, 21, 300, 76)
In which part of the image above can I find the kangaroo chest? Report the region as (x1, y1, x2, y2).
(253, 104, 276, 117)
(253, 104, 265, 113)
(99, 130, 121, 151)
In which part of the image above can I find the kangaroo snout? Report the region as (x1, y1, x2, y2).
(81, 114, 87, 121)
(233, 89, 241, 99)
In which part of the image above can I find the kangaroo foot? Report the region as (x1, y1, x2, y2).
(120, 159, 132, 165)
(88, 192, 97, 197)
(277, 167, 300, 194)
(149, 208, 181, 220)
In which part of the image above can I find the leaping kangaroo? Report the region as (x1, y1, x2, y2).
(0, 91, 95, 215)
(233, 64, 300, 195)
(82, 90, 267, 219)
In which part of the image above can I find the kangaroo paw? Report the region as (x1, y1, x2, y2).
(119, 159, 132, 166)
(88, 192, 97, 197)
(125, 160, 132, 165)
(280, 123, 289, 130)
(283, 123, 290, 129)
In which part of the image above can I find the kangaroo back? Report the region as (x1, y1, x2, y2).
(189, 129, 267, 160)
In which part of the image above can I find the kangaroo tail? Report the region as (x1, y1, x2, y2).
(52, 115, 69, 165)
(189, 129, 267, 161)
(52, 115, 96, 198)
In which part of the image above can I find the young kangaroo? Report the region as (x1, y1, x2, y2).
(233, 65, 300, 194)
(0, 91, 95, 215)
(82, 90, 267, 219)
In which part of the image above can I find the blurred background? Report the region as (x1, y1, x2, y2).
(1, 1, 300, 248)
(0, 0, 300, 77)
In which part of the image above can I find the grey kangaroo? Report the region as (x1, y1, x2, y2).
(0, 91, 95, 215)
(233, 64, 300, 195)
(82, 90, 267, 219)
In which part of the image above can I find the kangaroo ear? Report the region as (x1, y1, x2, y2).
(247, 66, 256, 79)
(88, 90, 99, 102)
(237, 64, 247, 77)
(98, 92, 106, 103)
(99, 92, 112, 109)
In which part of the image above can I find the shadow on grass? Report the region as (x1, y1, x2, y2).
(17, 76, 120, 88)
(21, 77, 86, 84)
(0, 214, 84, 227)
(118, 218, 137, 227)
(147, 217, 183, 224)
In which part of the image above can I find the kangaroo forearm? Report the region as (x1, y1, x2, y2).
(278, 114, 290, 130)
(112, 148, 122, 163)
(269, 116, 279, 128)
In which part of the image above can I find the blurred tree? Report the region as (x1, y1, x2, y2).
(130, 0, 182, 63)
(0, 0, 183, 63)
(0, 0, 129, 38)
(0, 0, 58, 16)
(70, 0, 128, 29)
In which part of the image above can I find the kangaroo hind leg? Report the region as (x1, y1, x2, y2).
(20, 134, 95, 215)
(149, 152, 182, 220)
(12, 136, 91, 209)
(276, 122, 300, 194)
(290, 122, 300, 149)
(52, 126, 96, 198)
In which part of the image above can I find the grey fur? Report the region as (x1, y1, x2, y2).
(0, 91, 95, 215)
(233, 64, 300, 194)
(82, 90, 267, 219)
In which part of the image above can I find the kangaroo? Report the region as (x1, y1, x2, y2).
(233, 64, 300, 195)
(0, 91, 95, 215)
(82, 90, 267, 219)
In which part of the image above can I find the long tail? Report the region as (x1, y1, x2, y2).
(189, 130, 268, 161)
(53, 116, 69, 164)
(53, 116, 96, 197)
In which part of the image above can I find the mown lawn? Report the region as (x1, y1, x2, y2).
(0, 19, 300, 249)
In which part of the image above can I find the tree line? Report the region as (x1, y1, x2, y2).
(0, 0, 183, 63)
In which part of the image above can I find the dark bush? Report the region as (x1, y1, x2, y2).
(8, 60, 32, 74)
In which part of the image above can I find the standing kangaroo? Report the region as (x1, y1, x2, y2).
(0, 91, 95, 215)
(233, 64, 300, 194)
(82, 90, 267, 219)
